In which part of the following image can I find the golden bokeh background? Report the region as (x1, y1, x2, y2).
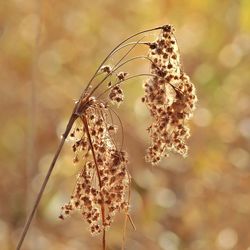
(0, 0, 250, 249)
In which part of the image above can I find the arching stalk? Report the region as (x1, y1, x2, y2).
(83, 25, 164, 94)
(97, 73, 156, 99)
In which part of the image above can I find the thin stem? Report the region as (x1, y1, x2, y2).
(80, 42, 149, 94)
(107, 107, 124, 151)
(122, 213, 128, 250)
(82, 25, 164, 94)
(112, 55, 155, 73)
(16, 113, 77, 250)
(112, 41, 149, 54)
(82, 116, 106, 250)
(88, 37, 145, 98)
(89, 55, 155, 102)
(98, 108, 118, 150)
(97, 73, 155, 99)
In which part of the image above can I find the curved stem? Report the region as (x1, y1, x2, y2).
(82, 25, 164, 94)
(88, 37, 145, 98)
(107, 106, 125, 151)
(113, 55, 154, 73)
(97, 73, 155, 99)
(112, 41, 149, 54)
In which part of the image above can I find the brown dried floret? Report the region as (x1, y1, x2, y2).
(60, 100, 130, 235)
(143, 25, 197, 164)
(100, 65, 112, 74)
(109, 84, 124, 105)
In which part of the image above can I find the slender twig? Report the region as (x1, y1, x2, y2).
(16, 113, 77, 250)
(107, 106, 125, 151)
(88, 37, 145, 98)
(114, 55, 155, 72)
(97, 73, 156, 99)
(82, 26, 164, 94)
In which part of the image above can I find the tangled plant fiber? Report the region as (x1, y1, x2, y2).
(17, 25, 197, 250)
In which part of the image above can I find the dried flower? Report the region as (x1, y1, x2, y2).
(60, 100, 130, 235)
(18, 24, 197, 250)
(108, 84, 124, 105)
(143, 24, 197, 164)
(100, 65, 112, 74)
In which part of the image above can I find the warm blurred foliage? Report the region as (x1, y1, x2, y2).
(1, 0, 250, 249)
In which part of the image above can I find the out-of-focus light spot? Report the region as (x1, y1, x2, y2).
(13, 0, 36, 11)
(134, 97, 148, 118)
(134, 169, 156, 189)
(179, 17, 206, 52)
(158, 231, 180, 250)
(233, 194, 250, 214)
(44, 194, 64, 221)
(155, 188, 177, 208)
(128, 240, 144, 250)
(0, 220, 8, 245)
(66, 240, 88, 250)
(185, 180, 203, 197)
(190, 240, 209, 250)
(130, 190, 143, 213)
(238, 118, 250, 138)
(229, 148, 249, 170)
(215, 115, 237, 143)
(52, 39, 78, 63)
(64, 11, 87, 36)
(194, 63, 214, 85)
(19, 14, 40, 45)
(234, 33, 250, 53)
(193, 107, 212, 127)
(237, 96, 250, 112)
(38, 50, 62, 76)
(202, 170, 221, 189)
(1, 122, 25, 153)
(221, 73, 241, 99)
(218, 44, 242, 68)
(34, 232, 50, 250)
(216, 228, 238, 249)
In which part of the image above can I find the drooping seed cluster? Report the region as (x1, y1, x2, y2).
(59, 24, 197, 240)
(60, 100, 130, 235)
(142, 25, 197, 165)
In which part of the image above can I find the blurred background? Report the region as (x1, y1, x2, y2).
(1, 0, 250, 249)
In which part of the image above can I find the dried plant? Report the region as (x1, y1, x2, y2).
(142, 25, 197, 164)
(17, 24, 197, 250)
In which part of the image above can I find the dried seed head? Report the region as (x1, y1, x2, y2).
(109, 84, 124, 106)
(59, 25, 197, 239)
(100, 65, 112, 74)
(60, 100, 130, 235)
(143, 25, 197, 164)
(117, 71, 128, 81)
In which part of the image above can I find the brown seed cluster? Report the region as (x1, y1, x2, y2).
(59, 25, 197, 239)
(142, 24, 197, 164)
(108, 84, 124, 105)
(60, 100, 130, 235)
(108, 71, 128, 105)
